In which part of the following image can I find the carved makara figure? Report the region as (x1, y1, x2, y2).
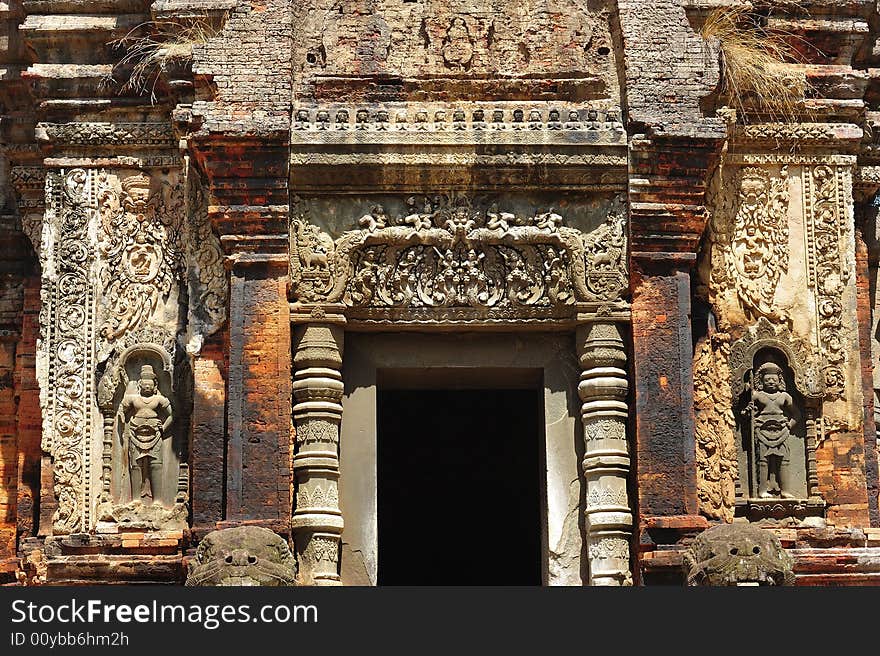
(117, 365, 173, 502)
(745, 362, 798, 498)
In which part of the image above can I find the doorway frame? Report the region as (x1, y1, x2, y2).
(338, 331, 586, 586)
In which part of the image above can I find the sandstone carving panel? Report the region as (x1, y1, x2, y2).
(186, 527, 298, 586)
(683, 523, 795, 586)
(709, 165, 790, 323)
(38, 165, 227, 534)
(291, 194, 627, 322)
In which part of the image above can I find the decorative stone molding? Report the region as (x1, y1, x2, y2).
(292, 104, 625, 143)
(291, 307, 345, 586)
(733, 123, 862, 145)
(35, 122, 176, 147)
(291, 195, 627, 326)
(577, 321, 632, 586)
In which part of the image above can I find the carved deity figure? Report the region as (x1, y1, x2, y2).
(745, 362, 798, 498)
(117, 365, 173, 502)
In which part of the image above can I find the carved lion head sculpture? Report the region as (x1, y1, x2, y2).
(185, 526, 298, 586)
(683, 523, 795, 586)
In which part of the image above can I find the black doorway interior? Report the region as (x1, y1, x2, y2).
(377, 387, 544, 585)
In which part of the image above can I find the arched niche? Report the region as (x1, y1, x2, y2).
(96, 342, 188, 530)
(729, 318, 825, 523)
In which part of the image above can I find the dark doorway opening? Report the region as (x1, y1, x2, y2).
(377, 387, 544, 585)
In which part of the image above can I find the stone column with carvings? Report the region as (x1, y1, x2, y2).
(291, 306, 345, 585)
(577, 320, 633, 586)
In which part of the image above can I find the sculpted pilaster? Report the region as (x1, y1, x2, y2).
(36, 163, 225, 535)
(577, 321, 632, 586)
(703, 145, 866, 525)
(291, 307, 345, 585)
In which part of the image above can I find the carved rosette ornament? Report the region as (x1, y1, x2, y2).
(291, 311, 345, 585)
(291, 195, 627, 324)
(39, 169, 98, 534)
(577, 322, 632, 586)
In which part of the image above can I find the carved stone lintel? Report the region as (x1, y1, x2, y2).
(291, 322, 344, 586)
(290, 195, 628, 326)
(577, 321, 632, 586)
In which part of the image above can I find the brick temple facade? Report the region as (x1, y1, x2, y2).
(1, 0, 880, 586)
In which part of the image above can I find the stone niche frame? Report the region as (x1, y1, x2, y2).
(289, 101, 633, 585)
(729, 318, 826, 523)
(95, 340, 189, 531)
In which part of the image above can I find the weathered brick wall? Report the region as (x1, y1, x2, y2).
(192, 0, 292, 136)
(225, 264, 291, 526)
(615, 0, 722, 135)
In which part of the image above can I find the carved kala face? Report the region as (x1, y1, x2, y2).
(684, 524, 794, 586)
(186, 526, 298, 587)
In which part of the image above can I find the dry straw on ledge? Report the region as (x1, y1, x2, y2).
(701, 3, 811, 122)
(105, 17, 223, 102)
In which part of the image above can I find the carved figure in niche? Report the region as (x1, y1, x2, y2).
(442, 17, 473, 71)
(117, 364, 173, 502)
(746, 362, 797, 498)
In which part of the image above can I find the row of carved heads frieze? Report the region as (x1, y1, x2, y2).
(290, 195, 628, 310)
(293, 106, 624, 132)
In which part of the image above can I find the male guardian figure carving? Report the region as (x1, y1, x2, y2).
(747, 362, 797, 498)
(117, 365, 173, 502)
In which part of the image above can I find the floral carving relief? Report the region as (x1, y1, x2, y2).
(97, 171, 183, 346)
(291, 195, 627, 320)
(803, 164, 851, 398)
(710, 166, 790, 323)
(694, 333, 738, 522)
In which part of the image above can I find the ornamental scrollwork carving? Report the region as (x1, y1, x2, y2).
(694, 333, 738, 523)
(803, 164, 851, 398)
(96, 171, 184, 346)
(40, 168, 98, 534)
(290, 195, 627, 320)
(710, 166, 790, 323)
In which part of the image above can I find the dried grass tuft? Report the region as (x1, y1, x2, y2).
(702, 4, 811, 122)
(104, 18, 222, 101)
